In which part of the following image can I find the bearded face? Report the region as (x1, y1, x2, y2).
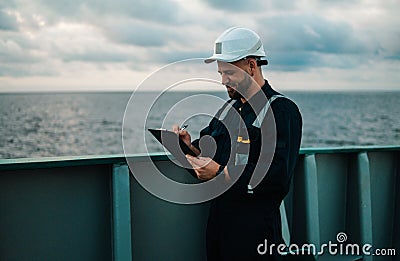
(217, 61, 253, 100)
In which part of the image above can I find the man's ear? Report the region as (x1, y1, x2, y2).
(249, 59, 257, 76)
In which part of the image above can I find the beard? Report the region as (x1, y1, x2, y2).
(226, 72, 252, 100)
(226, 86, 243, 100)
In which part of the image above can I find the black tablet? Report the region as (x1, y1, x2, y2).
(148, 128, 197, 168)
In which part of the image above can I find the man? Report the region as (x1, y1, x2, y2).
(173, 27, 302, 260)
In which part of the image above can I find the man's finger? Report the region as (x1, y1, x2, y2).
(172, 124, 180, 133)
(187, 156, 210, 169)
(186, 155, 201, 168)
(194, 156, 212, 167)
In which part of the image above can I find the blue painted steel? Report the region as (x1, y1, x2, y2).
(304, 154, 320, 252)
(0, 146, 398, 261)
(357, 152, 373, 261)
(112, 164, 132, 261)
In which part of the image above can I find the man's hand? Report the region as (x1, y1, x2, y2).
(186, 155, 223, 181)
(172, 124, 191, 146)
(172, 124, 200, 156)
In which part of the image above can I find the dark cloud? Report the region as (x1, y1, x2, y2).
(386, 54, 400, 60)
(0, 51, 40, 64)
(268, 51, 366, 71)
(28, 0, 186, 48)
(204, 0, 300, 13)
(0, 10, 19, 31)
(259, 14, 367, 54)
(1, 0, 398, 88)
(0, 65, 27, 76)
(267, 51, 321, 71)
(0, 62, 57, 77)
(205, 0, 265, 12)
(267, 0, 298, 10)
(104, 21, 171, 47)
(315, 0, 361, 6)
(37, 0, 182, 24)
(0, 37, 41, 64)
(383, 49, 400, 61)
(152, 49, 212, 64)
(126, 0, 182, 25)
(257, 14, 375, 70)
(61, 50, 138, 63)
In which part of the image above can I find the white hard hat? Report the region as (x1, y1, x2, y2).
(205, 26, 267, 64)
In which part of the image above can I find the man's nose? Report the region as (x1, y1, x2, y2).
(221, 74, 229, 85)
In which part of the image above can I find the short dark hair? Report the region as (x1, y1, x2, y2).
(246, 56, 268, 66)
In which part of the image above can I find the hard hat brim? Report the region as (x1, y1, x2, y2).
(204, 54, 267, 64)
(204, 53, 245, 64)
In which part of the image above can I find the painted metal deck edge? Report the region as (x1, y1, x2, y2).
(1, 145, 399, 171)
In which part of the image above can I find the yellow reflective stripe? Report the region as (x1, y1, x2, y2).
(237, 136, 251, 143)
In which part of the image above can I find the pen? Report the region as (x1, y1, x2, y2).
(181, 124, 188, 130)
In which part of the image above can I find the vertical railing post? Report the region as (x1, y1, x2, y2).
(112, 164, 132, 261)
(357, 152, 373, 261)
(304, 154, 320, 258)
(392, 153, 400, 258)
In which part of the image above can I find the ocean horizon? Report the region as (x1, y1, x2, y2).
(1, 90, 399, 159)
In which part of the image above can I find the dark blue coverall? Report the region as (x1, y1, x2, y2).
(192, 80, 302, 261)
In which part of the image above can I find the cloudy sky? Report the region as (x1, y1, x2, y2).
(0, 0, 399, 92)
